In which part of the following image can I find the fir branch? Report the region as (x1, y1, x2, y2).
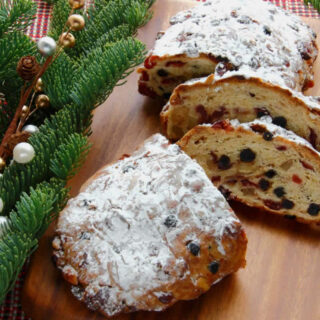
(304, 0, 320, 12)
(0, 0, 36, 37)
(50, 133, 91, 179)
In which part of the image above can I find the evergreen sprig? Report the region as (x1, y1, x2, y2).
(0, 0, 154, 303)
(304, 0, 320, 12)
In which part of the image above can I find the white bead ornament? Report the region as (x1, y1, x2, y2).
(22, 124, 39, 134)
(13, 143, 35, 164)
(37, 36, 57, 56)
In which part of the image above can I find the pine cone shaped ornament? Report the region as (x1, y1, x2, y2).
(17, 56, 40, 81)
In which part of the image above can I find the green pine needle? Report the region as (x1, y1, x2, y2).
(304, 0, 320, 12)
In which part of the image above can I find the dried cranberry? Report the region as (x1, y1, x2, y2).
(218, 155, 231, 170)
(164, 215, 177, 228)
(250, 124, 266, 133)
(259, 178, 270, 191)
(276, 145, 287, 151)
(272, 116, 287, 128)
(157, 69, 169, 77)
(141, 70, 149, 81)
(274, 187, 286, 198)
(208, 261, 220, 274)
(210, 106, 227, 121)
(211, 176, 221, 183)
(282, 199, 294, 209)
(138, 82, 157, 98)
(292, 174, 302, 184)
(300, 160, 314, 171)
(263, 131, 273, 141)
(308, 128, 317, 149)
(307, 203, 320, 216)
(265, 169, 277, 178)
(196, 104, 209, 123)
(144, 56, 157, 69)
(264, 199, 282, 210)
(240, 148, 256, 162)
(187, 242, 200, 256)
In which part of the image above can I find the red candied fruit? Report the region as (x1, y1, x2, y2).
(196, 104, 209, 123)
(141, 70, 149, 81)
(165, 61, 186, 67)
(211, 120, 232, 130)
(144, 55, 157, 69)
(300, 160, 314, 171)
(264, 199, 282, 210)
(276, 145, 287, 151)
(292, 174, 302, 184)
(138, 82, 157, 98)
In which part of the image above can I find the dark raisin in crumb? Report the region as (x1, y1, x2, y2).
(208, 261, 220, 274)
(164, 215, 177, 228)
(249, 92, 255, 97)
(256, 107, 270, 118)
(163, 92, 171, 100)
(263, 131, 273, 141)
(274, 187, 286, 198)
(284, 214, 296, 220)
(240, 148, 256, 162)
(259, 178, 270, 191)
(265, 169, 277, 178)
(263, 26, 272, 35)
(307, 203, 320, 216)
(158, 293, 173, 304)
(157, 69, 169, 77)
(218, 155, 231, 170)
(282, 199, 294, 209)
(272, 116, 287, 128)
(187, 242, 200, 256)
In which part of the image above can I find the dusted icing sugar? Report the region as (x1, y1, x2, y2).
(151, 0, 317, 91)
(55, 134, 239, 316)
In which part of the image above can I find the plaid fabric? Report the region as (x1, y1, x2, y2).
(1, 0, 319, 319)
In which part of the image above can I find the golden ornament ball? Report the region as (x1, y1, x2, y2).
(68, 0, 84, 9)
(35, 78, 43, 92)
(35, 94, 50, 108)
(59, 32, 76, 48)
(21, 105, 29, 113)
(68, 14, 85, 31)
(0, 157, 5, 171)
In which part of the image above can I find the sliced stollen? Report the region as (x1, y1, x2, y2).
(138, 0, 317, 98)
(177, 118, 320, 224)
(160, 71, 320, 149)
(52, 134, 247, 318)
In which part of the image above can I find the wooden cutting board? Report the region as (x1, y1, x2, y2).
(22, 1, 320, 319)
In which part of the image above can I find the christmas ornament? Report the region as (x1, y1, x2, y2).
(21, 105, 29, 114)
(13, 142, 35, 164)
(0, 157, 5, 171)
(59, 32, 76, 48)
(5, 132, 31, 157)
(16, 56, 40, 81)
(68, 14, 85, 31)
(35, 78, 44, 92)
(35, 94, 50, 108)
(69, 0, 85, 9)
(37, 36, 57, 56)
(22, 125, 39, 134)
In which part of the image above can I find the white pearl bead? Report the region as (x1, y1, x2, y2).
(0, 199, 4, 213)
(22, 124, 39, 134)
(37, 36, 57, 56)
(13, 142, 35, 164)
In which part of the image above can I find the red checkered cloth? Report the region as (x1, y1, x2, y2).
(1, 0, 319, 319)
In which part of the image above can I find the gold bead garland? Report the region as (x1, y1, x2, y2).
(59, 32, 76, 48)
(69, 0, 85, 9)
(68, 14, 85, 31)
(35, 94, 50, 108)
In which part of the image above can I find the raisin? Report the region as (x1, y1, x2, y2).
(276, 145, 287, 151)
(282, 199, 294, 209)
(240, 148, 256, 162)
(307, 203, 320, 216)
(265, 169, 277, 178)
(263, 131, 273, 141)
(264, 199, 282, 210)
(284, 214, 296, 220)
(255, 107, 270, 118)
(263, 26, 272, 35)
(272, 116, 287, 128)
(249, 92, 255, 97)
(218, 155, 231, 170)
(157, 69, 169, 77)
(274, 187, 286, 198)
(158, 293, 173, 304)
(187, 242, 200, 256)
(259, 178, 270, 191)
(208, 261, 220, 274)
(164, 215, 177, 228)
(196, 104, 209, 123)
(308, 128, 317, 149)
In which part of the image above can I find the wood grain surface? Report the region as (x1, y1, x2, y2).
(22, 1, 320, 319)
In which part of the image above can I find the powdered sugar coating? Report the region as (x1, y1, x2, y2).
(151, 0, 317, 91)
(54, 134, 240, 316)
